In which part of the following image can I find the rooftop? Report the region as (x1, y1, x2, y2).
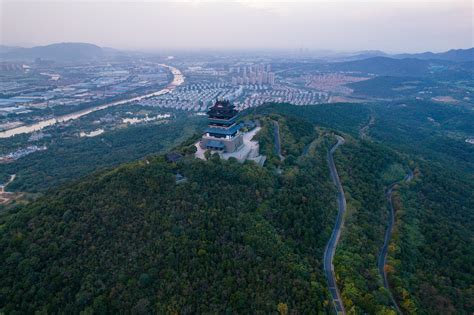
(205, 123, 242, 135)
(207, 99, 238, 119)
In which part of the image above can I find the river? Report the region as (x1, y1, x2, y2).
(0, 64, 184, 139)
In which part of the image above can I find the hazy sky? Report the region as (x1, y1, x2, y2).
(1, 0, 473, 53)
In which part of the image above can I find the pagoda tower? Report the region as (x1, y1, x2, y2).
(200, 99, 243, 153)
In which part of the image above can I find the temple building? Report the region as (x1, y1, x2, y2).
(200, 99, 243, 153)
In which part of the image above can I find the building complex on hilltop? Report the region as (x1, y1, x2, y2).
(196, 99, 266, 166)
(200, 99, 243, 153)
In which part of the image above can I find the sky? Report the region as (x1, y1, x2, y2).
(1, 0, 473, 53)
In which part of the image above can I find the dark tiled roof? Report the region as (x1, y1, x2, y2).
(206, 140, 225, 148)
(205, 123, 242, 135)
(165, 152, 183, 162)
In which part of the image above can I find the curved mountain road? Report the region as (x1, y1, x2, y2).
(323, 135, 346, 315)
(359, 115, 375, 140)
(378, 169, 413, 314)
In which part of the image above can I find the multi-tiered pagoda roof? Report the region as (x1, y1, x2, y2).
(201, 99, 243, 152)
(207, 100, 238, 120)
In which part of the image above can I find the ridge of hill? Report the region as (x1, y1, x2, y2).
(394, 48, 474, 63)
(0, 115, 337, 314)
(1, 105, 472, 314)
(0, 42, 104, 61)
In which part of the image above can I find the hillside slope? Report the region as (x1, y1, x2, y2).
(1, 106, 472, 314)
(0, 43, 104, 61)
(394, 48, 474, 62)
(0, 116, 337, 314)
(254, 103, 474, 314)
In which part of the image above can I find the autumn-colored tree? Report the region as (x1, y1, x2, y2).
(277, 302, 288, 315)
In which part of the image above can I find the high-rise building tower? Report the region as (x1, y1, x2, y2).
(257, 73, 263, 85)
(200, 100, 243, 153)
(268, 72, 275, 86)
(262, 71, 268, 84)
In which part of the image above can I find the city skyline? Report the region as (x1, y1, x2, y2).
(1, 0, 472, 53)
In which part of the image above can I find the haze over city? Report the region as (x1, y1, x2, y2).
(0, 1, 473, 314)
(1, 0, 473, 52)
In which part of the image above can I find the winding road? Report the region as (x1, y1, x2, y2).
(323, 135, 346, 315)
(0, 174, 16, 204)
(0, 174, 16, 192)
(359, 115, 375, 140)
(377, 169, 413, 314)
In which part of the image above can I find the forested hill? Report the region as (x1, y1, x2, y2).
(1, 105, 472, 314)
(253, 102, 474, 313)
(0, 43, 104, 62)
(0, 115, 338, 314)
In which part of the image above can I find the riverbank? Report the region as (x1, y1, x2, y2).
(0, 64, 184, 139)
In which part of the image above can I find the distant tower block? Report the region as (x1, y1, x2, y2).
(268, 72, 275, 85)
(200, 99, 243, 153)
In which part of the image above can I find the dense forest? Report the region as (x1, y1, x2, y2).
(332, 139, 407, 314)
(388, 161, 474, 314)
(253, 102, 473, 314)
(0, 114, 205, 192)
(0, 115, 340, 313)
(252, 103, 370, 137)
(1, 101, 472, 313)
(367, 100, 474, 172)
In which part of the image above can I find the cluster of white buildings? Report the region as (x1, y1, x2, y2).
(138, 86, 328, 112)
(235, 89, 328, 110)
(132, 63, 331, 113)
(0, 145, 47, 163)
(138, 83, 240, 112)
(137, 77, 329, 112)
(230, 64, 275, 86)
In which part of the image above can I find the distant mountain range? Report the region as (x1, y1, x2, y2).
(329, 56, 434, 76)
(322, 47, 473, 79)
(325, 56, 473, 79)
(0, 42, 104, 62)
(326, 50, 389, 61)
(393, 48, 474, 62)
(0, 42, 472, 67)
(326, 48, 473, 63)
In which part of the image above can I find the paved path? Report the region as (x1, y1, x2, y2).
(359, 115, 375, 140)
(323, 135, 346, 315)
(0, 174, 16, 204)
(378, 169, 413, 314)
(272, 120, 284, 161)
(0, 174, 16, 193)
(302, 138, 318, 156)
